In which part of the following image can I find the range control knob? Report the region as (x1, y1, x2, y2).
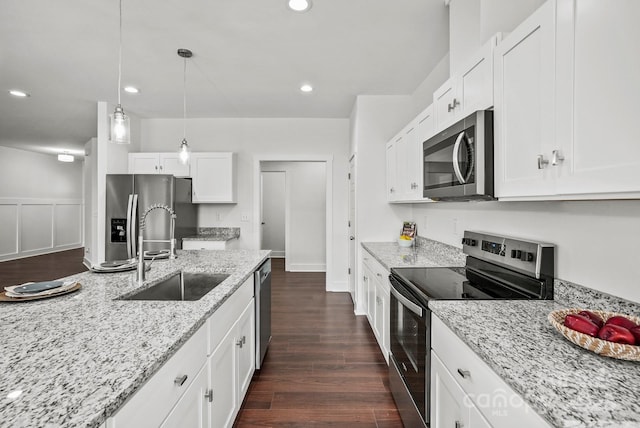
(462, 238, 477, 246)
(511, 250, 517, 258)
(519, 251, 534, 262)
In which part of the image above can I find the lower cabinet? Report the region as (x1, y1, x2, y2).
(361, 249, 390, 363)
(107, 277, 255, 428)
(431, 315, 550, 428)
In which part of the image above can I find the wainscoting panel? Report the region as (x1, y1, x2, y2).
(0, 204, 18, 257)
(0, 199, 83, 262)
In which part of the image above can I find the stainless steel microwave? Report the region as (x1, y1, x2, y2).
(423, 110, 494, 201)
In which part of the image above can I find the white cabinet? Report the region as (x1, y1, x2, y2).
(191, 152, 237, 203)
(495, 0, 640, 200)
(434, 34, 501, 132)
(431, 315, 550, 428)
(160, 364, 209, 428)
(386, 105, 434, 203)
(128, 152, 190, 177)
(361, 249, 390, 363)
(493, 0, 557, 198)
(108, 275, 255, 428)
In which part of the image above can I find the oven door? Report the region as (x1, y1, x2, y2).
(389, 274, 430, 427)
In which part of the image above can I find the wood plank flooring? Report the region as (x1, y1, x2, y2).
(0, 248, 87, 291)
(234, 258, 402, 428)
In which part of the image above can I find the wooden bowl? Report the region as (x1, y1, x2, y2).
(548, 308, 640, 361)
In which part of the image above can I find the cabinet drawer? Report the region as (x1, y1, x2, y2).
(362, 251, 389, 284)
(208, 276, 254, 355)
(431, 315, 549, 428)
(109, 324, 207, 428)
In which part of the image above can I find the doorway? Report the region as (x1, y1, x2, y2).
(259, 161, 326, 272)
(260, 171, 286, 258)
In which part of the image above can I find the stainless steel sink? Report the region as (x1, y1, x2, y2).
(120, 271, 230, 301)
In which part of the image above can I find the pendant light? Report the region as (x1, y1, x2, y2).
(110, 0, 130, 144)
(178, 48, 192, 164)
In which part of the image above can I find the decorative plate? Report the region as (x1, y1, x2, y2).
(0, 282, 81, 302)
(549, 308, 640, 361)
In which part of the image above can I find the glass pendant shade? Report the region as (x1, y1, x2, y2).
(179, 138, 190, 164)
(110, 104, 130, 144)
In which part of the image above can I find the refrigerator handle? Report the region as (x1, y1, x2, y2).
(127, 194, 139, 259)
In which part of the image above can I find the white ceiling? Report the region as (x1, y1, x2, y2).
(0, 0, 449, 155)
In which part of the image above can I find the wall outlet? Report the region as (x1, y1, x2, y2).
(241, 214, 249, 222)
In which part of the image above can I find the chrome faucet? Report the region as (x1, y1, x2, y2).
(137, 204, 178, 284)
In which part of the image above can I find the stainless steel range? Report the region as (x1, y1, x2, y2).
(388, 231, 555, 427)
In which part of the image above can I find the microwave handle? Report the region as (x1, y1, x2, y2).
(452, 131, 467, 184)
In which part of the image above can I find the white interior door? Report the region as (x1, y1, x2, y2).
(260, 171, 286, 258)
(348, 156, 356, 303)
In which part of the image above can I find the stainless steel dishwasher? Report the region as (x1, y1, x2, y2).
(254, 258, 272, 369)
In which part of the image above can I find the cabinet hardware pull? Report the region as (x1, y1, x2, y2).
(174, 374, 188, 386)
(236, 339, 243, 348)
(537, 154, 549, 169)
(242, 335, 246, 345)
(457, 369, 471, 379)
(390, 187, 395, 193)
(455, 421, 463, 428)
(155, 165, 158, 170)
(448, 98, 460, 112)
(204, 389, 213, 403)
(551, 149, 565, 166)
(159, 165, 163, 170)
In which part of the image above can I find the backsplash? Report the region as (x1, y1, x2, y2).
(196, 227, 240, 240)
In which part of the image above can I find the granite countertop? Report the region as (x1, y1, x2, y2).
(362, 237, 467, 270)
(182, 227, 240, 242)
(0, 249, 270, 428)
(430, 281, 640, 428)
(363, 240, 640, 427)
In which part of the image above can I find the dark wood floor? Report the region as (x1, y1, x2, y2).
(235, 258, 402, 427)
(0, 248, 87, 291)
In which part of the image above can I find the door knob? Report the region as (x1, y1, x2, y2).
(349, 236, 355, 241)
(261, 222, 265, 225)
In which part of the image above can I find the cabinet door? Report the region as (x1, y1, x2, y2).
(191, 153, 237, 203)
(555, 0, 640, 196)
(374, 279, 389, 362)
(209, 328, 237, 428)
(431, 352, 469, 428)
(412, 106, 434, 200)
(236, 300, 256, 401)
(493, 0, 557, 198)
(160, 365, 209, 428)
(459, 35, 497, 117)
(160, 153, 190, 177)
(129, 153, 160, 174)
(434, 77, 459, 132)
(469, 404, 493, 428)
(363, 263, 376, 325)
(385, 139, 399, 201)
(400, 123, 417, 201)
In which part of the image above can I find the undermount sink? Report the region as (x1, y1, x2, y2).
(121, 271, 230, 301)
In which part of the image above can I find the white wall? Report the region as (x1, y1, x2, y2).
(261, 161, 326, 271)
(350, 95, 416, 314)
(0, 145, 83, 261)
(139, 117, 349, 290)
(411, 200, 640, 303)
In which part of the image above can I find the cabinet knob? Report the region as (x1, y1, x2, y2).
(537, 154, 549, 169)
(457, 368, 471, 379)
(204, 388, 213, 403)
(174, 374, 188, 386)
(155, 165, 158, 170)
(389, 187, 395, 193)
(159, 165, 163, 170)
(551, 149, 565, 166)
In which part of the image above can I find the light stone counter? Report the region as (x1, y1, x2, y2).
(0, 249, 270, 428)
(361, 236, 467, 270)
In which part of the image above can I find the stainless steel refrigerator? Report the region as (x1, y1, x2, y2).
(105, 174, 197, 261)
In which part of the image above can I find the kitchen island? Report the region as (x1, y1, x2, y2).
(0, 249, 270, 428)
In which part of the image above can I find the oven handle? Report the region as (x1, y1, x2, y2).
(390, 284, 423, 317)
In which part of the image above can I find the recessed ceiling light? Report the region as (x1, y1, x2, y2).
(8, 89, 29, 98)
(300, 84, 313, 93)
(124, 86, 139, 94)
(58, 153, 75, 162)
(288, 0, 312, 12)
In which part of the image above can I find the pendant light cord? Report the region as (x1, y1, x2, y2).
(183, 57, 187, 139)
(117, 0, 123, 106)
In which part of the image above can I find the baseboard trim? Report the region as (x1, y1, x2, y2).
(327, 280, 348, 292)
(288, 263, 326, 272)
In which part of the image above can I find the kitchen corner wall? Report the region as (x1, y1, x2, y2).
(0, 145, 83, 261)
(139, 117, 350, 291)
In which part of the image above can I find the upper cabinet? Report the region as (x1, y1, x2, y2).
(495, 0, 640, 200)
(128, 152, 191, 177)
(386, 105, 434, 203)
(434, 34, 501, 133)
(190, 152, 237, 204)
